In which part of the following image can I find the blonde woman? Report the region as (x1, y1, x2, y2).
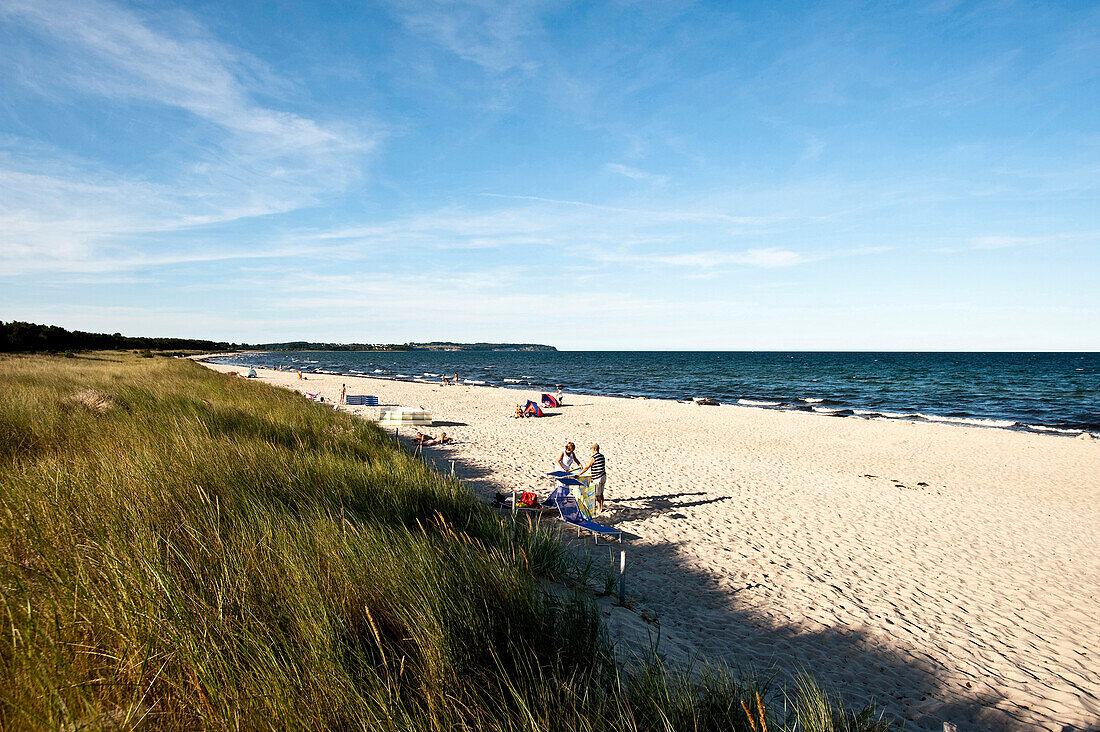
(556, 442, 581, 472)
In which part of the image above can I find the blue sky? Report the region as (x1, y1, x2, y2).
(0, 0, 1097, 349)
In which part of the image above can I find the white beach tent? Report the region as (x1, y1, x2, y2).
(379, 407, 433, 427)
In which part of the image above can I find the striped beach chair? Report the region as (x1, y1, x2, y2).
(345, 395, 378, 406)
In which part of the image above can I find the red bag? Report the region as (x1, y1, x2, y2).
(519, 492, 539, 507)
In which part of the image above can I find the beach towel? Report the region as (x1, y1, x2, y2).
(572, 476, 597, 518)
(541, 393, 561, 408)
(345, 395, 378, 406)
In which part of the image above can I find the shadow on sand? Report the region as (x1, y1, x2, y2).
(401, 435, 1095, 732)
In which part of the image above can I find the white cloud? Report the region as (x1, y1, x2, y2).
(605, 163, 670, 185)
(384, 0, 554, 74)
(0, 0, 373, 272)
(592, 247, 813, 270)
(933, 233, 1087, 254)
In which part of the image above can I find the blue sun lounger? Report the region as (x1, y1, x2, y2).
(555, 494, 622, 544)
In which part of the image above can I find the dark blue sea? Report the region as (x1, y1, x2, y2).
(207, 351, 1100, 435)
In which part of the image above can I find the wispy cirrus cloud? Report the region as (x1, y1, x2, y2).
(933, 233, 1092, 254)
(605, 163, 670, 185)
(383, 0, 557, 74)
(0, 0, 374, 273)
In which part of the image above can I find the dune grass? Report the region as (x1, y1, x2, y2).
(0, 353, 890, 730)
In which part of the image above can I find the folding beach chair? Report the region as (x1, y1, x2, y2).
(546, 477, 580, 508)
(554, 494, 621, 544)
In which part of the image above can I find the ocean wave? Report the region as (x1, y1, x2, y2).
(738, 399, 782, 407)
(800, 397, 825, 403)
(812, 406, 843, 414)
(372, 369, 385, 373)
(854, 409, 916, 419)
(1028, 425, 1081, 435)
(916, 413, 1017, 428)
(465, 379, 487, 385)
(503, 378, 524, 383)
(423, 372, 441, 377)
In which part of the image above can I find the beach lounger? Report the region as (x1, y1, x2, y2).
(554, 494, 621, 544)
(345, 395, 378, 406)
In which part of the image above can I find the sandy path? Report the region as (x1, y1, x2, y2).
(203, 362, 1100, 731)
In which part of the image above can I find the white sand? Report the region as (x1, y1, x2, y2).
(204, 362, 1100, 731)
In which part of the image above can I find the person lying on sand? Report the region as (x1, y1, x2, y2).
(436, 431, 453, 444)
(415, 431, 435, 445)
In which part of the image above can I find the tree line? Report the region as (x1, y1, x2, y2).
(1, 321, 556, 354)
(0, 321, 240, 354)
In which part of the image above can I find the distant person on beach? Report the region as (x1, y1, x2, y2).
(514, 404, 525, 419)
(296, 370, 302, 380)
(454, 373, 459, 385)
(556, 442, 581, 472)
(576, 443, 607, 512)
(441, 375, 450, 386)
(437, 431, 452, 444)
(415, 431, 434, 445)
(339, 384, 346, 404)
(556, 385, 563, 404)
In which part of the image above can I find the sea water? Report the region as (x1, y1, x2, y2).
(208, 351, 1100, 435)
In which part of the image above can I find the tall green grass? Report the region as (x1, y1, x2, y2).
(0, 353, 890, 730)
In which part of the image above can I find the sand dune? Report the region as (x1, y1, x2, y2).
(203, 363, 1100, 732)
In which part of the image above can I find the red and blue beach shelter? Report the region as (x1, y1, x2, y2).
(523, 400, 544, 417)
(541, 393, 561, 408)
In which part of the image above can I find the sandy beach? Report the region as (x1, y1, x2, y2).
(203, 362, 1100, 731)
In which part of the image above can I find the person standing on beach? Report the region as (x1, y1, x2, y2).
(555, 385, 563, 405)
(556, 442, 581, 472)
(339, 383, 346, 405)
(576, 443, 607, 512)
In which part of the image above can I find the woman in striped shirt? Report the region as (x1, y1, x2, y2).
(577, 443, 607, 512)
